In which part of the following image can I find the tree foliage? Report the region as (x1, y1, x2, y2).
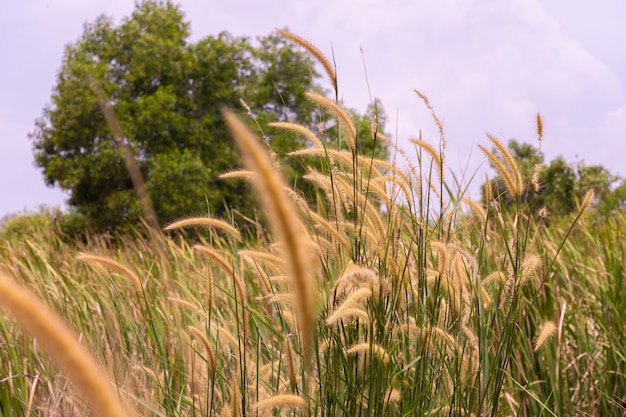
(31, 0, 388, 233)
(483, 139, 626, 219)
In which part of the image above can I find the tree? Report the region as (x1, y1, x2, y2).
(482, 139, 625, 218)
(31, 0, 388, 233)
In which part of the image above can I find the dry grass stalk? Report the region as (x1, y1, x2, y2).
(222, 109, 316, 366)
(164, 217, 241, 241)
(89, 77, 159, 234)
(413, 89, 447, 185)
(488, 134, 524, 197)
(333, 176, 386, 237)
(194, 245, 247, 303)
(215, 325, 241, 354)
(520, 253, 541, 286)
(0, 271, 130, 417)
(290, 148, 344, 169)
(534, 320, 557, 351)
(484, 173, 493, 203)
(409, 138, 443, 176)
(187, 326, 217, 377)
(254, 393, 308, 414)
(230, 371, 241, 417)
(76, 253, 142, 292)
(334, 262, 378, 292)
(487, 134, 522, 187)
(378, 133, 423, 197)
(482, 270, 506, 285)
(479, 145, 520, 198)
(345, 342, 390, 365)
(269, 121, 324, 148)
(579, 189, 595, 213)
(284, 335, 298, 392)
(218, 170, 256, 181)
(530, 113, 545, 192)
(326, 288, 372, 326)
(276, 28, 337, 90)
(239, 250, 284, 272)
(293, 148, 385, 180)
(304, 210, 348, 246)
(305, 92, 357, 149)
(386, 388, 402, 403)
(372, 175, 413, 208)
(463, 198, 487, 224)
(168, 297, 204, 319)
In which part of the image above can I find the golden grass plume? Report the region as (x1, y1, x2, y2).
(276, 28, 337, 91)
(269, 121, 324, 148)
(254, 394, 308, 414)
(305, 92, 357, 149)
(187, 325, 217, 377)
(164, 217, 241, 241)
(222, 109, 316, 366)
(76, 253, 142, 292)
(345, 342, 390, 365)
(0, 270, 131, 417)
(534, 320, 557, 351)
(326, 287, 372, 326)
(479, 134, 524, 198)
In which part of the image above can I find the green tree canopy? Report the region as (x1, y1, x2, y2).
(482, 139, 626, 219)
(31, 0, 388, 233)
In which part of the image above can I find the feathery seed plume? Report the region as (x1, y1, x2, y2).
(164, 217, 241, 240)
(534, 320, 557, 351)
(276, 28, 337, 91)
(255, 394, 308, 414)
(0, 271, 130, 417)
(222, 109, 316, 367)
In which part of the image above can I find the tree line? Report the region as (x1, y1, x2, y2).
(22, 0, 624, 237)
(29, 0, 387, 235)
(483, 139, 626, 219)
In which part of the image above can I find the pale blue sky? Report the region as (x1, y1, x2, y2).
(1, 0, 625, 218)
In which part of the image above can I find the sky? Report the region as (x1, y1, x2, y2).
(1, 0, 625, 218)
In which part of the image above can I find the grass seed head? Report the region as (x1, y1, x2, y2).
(534, 320, 557, 351)
(0, 271, 131, 417)
(276, 28, 336, 91)
(222, 109, 316, 367)
(76, 253, 142, 292)
(254, 394, 308, 414)
(345, 342, 390, 365)
(164, 217, 241, 241)
(305, 92, 357, 149)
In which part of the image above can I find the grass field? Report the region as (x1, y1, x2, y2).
(1, 31, 625, 417)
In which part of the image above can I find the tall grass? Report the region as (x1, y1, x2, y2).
(0, 29, 624, 416)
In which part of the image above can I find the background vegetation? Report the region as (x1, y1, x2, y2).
(29, 0, 388, 234)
